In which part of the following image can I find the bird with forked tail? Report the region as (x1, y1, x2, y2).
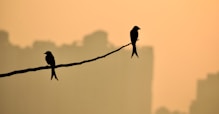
(44, 51, 58, 80)
(130, 26, 140, 58)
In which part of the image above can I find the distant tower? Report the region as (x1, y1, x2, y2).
(0, 30, 10, 47)
(0, 30, 18, 72)
(190, 72, 219, 114)
(83, 31, 108, 48)
(82, 31, 109, 56)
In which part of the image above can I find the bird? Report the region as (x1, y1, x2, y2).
(130, 26, 140, 58)
(44, 51, 58, 80)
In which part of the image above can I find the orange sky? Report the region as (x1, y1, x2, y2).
(1, 0, 219, 113)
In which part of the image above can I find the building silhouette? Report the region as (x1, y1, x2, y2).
(0, 30, 153, 114)
(190, 72, 219, 114)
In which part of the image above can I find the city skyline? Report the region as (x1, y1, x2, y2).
(0, 30, 153, 114)
(1, 30, 219, 114)
(1, 0, 219, 112)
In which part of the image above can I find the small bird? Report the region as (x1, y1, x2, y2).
(44, 51, 58, 80)
(130, 26, 140, 58)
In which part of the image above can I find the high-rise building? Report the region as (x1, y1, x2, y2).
(190, 72, 219, 114)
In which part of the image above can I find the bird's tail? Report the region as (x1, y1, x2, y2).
(51, 67, 58, 81)
(131, 44, 139, 58)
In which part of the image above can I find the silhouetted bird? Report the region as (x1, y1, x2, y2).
(44, 51, 58, 80)
(130, 26, 140, 58)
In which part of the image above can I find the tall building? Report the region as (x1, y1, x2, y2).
(190, 72, 219, 114)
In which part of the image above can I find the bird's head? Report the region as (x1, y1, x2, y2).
(44, 51, 52, 55)
(133, 26, 140, 30)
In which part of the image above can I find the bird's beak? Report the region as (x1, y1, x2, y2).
(44, 52, 47, 54)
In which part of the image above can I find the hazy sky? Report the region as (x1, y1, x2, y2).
(1, 0, 219, 113)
